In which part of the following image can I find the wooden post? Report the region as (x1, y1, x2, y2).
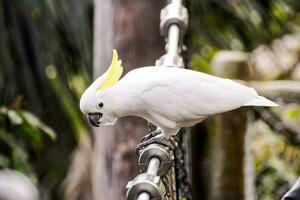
(208, 109, 247, 200)
(191, 51, 251, 200)
(92, 0, 165, 199)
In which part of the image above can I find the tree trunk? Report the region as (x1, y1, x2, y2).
(92, 0, 165, 199)
(207, 109, 247, 200)
(191, 53, 250, 200)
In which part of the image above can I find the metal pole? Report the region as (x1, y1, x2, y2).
(127, 0, 188, 198)
(166, 0, 182, 58)
(157, 0, 187, 68)
(147, 157, 160, 175)
(136, 157, 161, 200)
(167, 25, 180, 57)
(170, 0, 182, 5)
(137, 193, 150, 200)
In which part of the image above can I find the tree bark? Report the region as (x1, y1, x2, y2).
(92, 0, 165, 199)
(191, 54, 249, 200)
(207, 109, 247, 200)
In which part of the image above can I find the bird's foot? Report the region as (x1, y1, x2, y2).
(136, 129, 176, 154)
(140, 129, 162, 142)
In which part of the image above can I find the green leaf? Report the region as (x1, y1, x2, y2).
(0, 154, 10, 167)
(287, 106, 300, 121)
(0, 129, 18, 148)
(12, 147, 37, 182)
(12, 147, 28, 170)
(7, 110, 23, 125)
(20, 111, 56, 140)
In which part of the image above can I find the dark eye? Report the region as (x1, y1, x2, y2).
(98, 102, 104, 108)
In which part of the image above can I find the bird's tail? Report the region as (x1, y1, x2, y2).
(243, 96, 278, 107)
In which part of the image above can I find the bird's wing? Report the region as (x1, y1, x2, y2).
(123, 67, 260, 123)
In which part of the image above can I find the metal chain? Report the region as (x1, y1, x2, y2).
(173, 130, 192, 200)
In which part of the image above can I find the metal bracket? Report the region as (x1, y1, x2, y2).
(138, 144, 174, 176)
(160, 3, 188, 38)
(126, 173, 163, 200)
(155, 54, 184, 68)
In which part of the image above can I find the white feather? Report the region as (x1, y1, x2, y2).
(113, 66, 277, 138)
(243, 96, 278, 107)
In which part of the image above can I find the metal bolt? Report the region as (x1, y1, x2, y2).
(160, 3, 188, 38)
(126, 158, 163, 200)
(138, 144, 174, 176)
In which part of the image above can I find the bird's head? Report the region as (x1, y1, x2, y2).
(79, 49, 123, 127)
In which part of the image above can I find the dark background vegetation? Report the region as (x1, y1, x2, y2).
(0, 0, 299, 199)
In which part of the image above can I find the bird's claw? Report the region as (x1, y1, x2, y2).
(140, 129, 162, 142)
(136, 129, 176, 154)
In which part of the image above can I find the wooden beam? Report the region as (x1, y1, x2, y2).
(92, 0, 165, 199)
(241, 80, 300, 97)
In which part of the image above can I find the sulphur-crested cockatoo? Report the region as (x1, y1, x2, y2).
(80, 50, 277, 138)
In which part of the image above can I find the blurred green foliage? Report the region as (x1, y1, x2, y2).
(190, 0, 300, 199)
(45, 64, 87, 140)
(253, 118, 300, 199)
(190, 0, 300, 73)
(0, 106, 56, 183)
(0, 0, 93, 199)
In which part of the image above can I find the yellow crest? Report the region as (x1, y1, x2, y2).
(97, 49, 123, 91)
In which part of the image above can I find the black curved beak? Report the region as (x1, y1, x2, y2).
(88, 113, 102, 127)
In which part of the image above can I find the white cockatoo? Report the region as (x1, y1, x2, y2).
(80, 50, 277, 139)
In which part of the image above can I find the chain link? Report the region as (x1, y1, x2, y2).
(173, 130, 192, 200)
